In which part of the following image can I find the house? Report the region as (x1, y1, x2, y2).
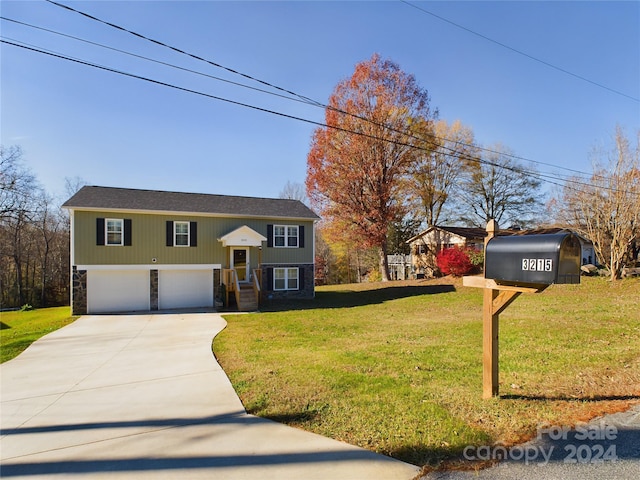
(62, 186, 320, 315)
(513, 227, 596, 266)
(407, 226, 486, 278)
(407, 225, 595, 278)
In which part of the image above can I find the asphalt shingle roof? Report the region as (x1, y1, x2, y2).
(62, 186, 320, 220)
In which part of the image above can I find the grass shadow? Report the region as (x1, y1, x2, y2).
(389, 444, 465, 468)
(501, 394, 640, 401)
(260, 283, 457, 312)
(0, 322, 10, 330)
(263, 410, 321, 424)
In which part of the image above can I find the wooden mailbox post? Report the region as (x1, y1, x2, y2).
(463, 220, 581, 399)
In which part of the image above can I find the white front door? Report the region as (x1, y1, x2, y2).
(231, 248, 249, 282)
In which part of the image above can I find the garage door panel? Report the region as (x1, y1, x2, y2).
(88, 270, 150, 314)
(159, 270, 213, 310)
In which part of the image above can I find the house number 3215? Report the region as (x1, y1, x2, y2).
(522, 258, 553, 272)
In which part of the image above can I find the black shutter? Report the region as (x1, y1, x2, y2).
(124, 219, 132, 246)
(299, 267, 304, 290)
(190, 221, 197, 247)
(267, 224, 273, 247)
(267, 267, 273, 291)
(96, 218, 105, 245)
(166, 221, 174, 247)
(299, 225, 305, 248)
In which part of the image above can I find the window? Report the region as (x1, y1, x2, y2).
(274, 225, 298, 248)
(274, 267, 299, 291)
(166, 221, 197, 247)
(106, 219, 123, 246)
(97, 218, 131, 246)
(174, 221, 189, 246)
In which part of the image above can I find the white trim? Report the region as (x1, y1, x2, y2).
(76, 264, 222, 271)
(174, 220, 190, 247)
(219, 225, 267, 247)
(273, 267, 299, 291)
(105, 218, 124, 246)
(69, 209, 75, 310)
(230, 248, 250, 282)
(62, 205, 317, 222)
(260, 262, 314, 266)
(273, 224, 299, 248)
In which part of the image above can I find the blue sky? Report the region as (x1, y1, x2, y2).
(2, 1, 639, 203)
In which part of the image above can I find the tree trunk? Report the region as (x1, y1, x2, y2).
(610, 249, 622, 281)
(13, 253, 24, 306)
(379, 245, 391, 281)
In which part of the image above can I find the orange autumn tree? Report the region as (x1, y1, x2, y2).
(306, 54, 435, 281)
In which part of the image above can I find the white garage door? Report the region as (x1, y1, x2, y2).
(158, 270, 213, 310)
(87, 270, 150, 314)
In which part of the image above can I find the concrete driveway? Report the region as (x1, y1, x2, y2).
(1, 313, 419, 479)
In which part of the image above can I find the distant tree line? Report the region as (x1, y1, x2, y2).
(303, 54, 640, 283)
(553, 126, 640, 280)
(0, 146, 72, 309)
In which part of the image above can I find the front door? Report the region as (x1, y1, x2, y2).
(231, 248, 249, 282)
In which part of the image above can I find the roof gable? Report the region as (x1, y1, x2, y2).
(62, 186, 320, 220)
(408, 226, 487, 244)
(219, 225, 267, 247)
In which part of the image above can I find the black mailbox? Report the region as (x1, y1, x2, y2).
(485, 233, 581, 285)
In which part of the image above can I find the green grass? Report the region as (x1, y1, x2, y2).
(214, 277, 640, 468)
(0, 307, 77, 363)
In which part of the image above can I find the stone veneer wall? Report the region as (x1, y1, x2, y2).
(214, 268, 221, 303)
(150, 270, 159, 310)
(260, 264, 315, 302)
(72, 266, 87, 315)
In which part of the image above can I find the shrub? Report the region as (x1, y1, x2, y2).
(436, 246, 474, 277)
(466, 247, 484, 268)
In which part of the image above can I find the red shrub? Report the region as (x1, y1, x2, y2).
(436, 246, 474, 277)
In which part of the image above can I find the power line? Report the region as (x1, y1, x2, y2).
(43, 0, 323, 108)
(400, 0, 640, 103)
(5, 38, 635, 198)
(39, 0, 604, 182)
(0, 16, 315, 107)
(1, 38, 324, 128)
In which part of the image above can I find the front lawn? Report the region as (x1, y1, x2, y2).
(214, 277, 640, 469)
(0, 307, 77, 363)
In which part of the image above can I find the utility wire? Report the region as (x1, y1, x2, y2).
(43, 0, 323, 108)
(5, 38, 634, 198)
(39, 1, 604, 182)
(1, 39, 326, 128)
(400, 0, 640, 103)
(0, 16, 315, 107)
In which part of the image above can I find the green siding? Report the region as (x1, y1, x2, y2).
(73, 210, 314, 268)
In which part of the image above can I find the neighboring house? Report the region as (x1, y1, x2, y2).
(407, 225, 596, 278)
(512, 227, 596, 266)
(62, 186, 320, 315)
(407, 226, 486, 278)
